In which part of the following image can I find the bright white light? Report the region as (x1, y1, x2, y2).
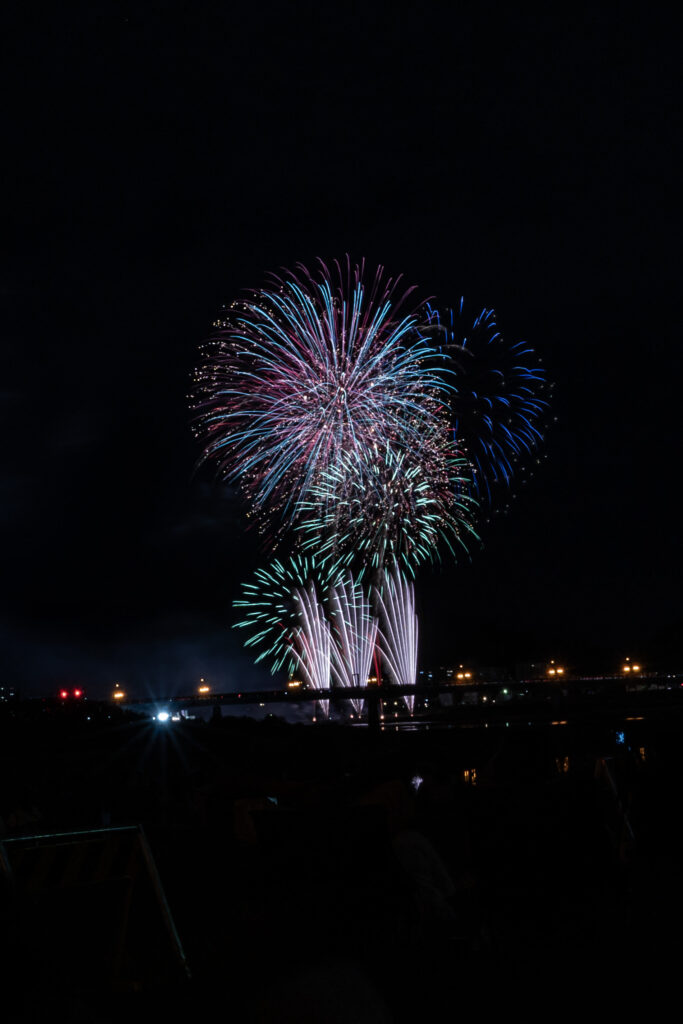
(156, 711, 171, 723)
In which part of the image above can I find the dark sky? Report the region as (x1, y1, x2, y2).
(3, 3, 681, 696)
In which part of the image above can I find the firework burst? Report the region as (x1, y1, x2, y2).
(198, 264, 549, 712)
(191, 259, 448, 539)
(425, 301, 550, 507)
(298, 430, 478, 576)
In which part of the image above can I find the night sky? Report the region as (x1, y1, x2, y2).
(3, 4, 681, 696)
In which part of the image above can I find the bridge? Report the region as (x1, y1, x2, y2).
(119, 672, 683, 712)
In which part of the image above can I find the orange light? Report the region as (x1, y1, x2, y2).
(198, 685, 210, 694)
(113, 690, 125, 700)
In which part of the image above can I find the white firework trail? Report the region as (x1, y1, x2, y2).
(374, 568, 418, 713)
(292, 582, 332, 718)
(329, 575, 378, 716)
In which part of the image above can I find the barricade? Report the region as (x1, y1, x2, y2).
(0, 824, 190, 992)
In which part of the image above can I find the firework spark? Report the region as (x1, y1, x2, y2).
(374, 568, 418, 714)
(291, 581, 332, 718)
(329, 574, 378, 715)
(233, 554, 342, 675)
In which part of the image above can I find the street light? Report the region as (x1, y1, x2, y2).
(198, 678, 210, 695)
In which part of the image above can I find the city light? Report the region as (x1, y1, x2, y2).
(112, 689, 125, 700)
(156, 711, 171, 723)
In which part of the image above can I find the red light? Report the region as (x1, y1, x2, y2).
(60, 690, 69, 700)
(73, 689, 83, 698)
